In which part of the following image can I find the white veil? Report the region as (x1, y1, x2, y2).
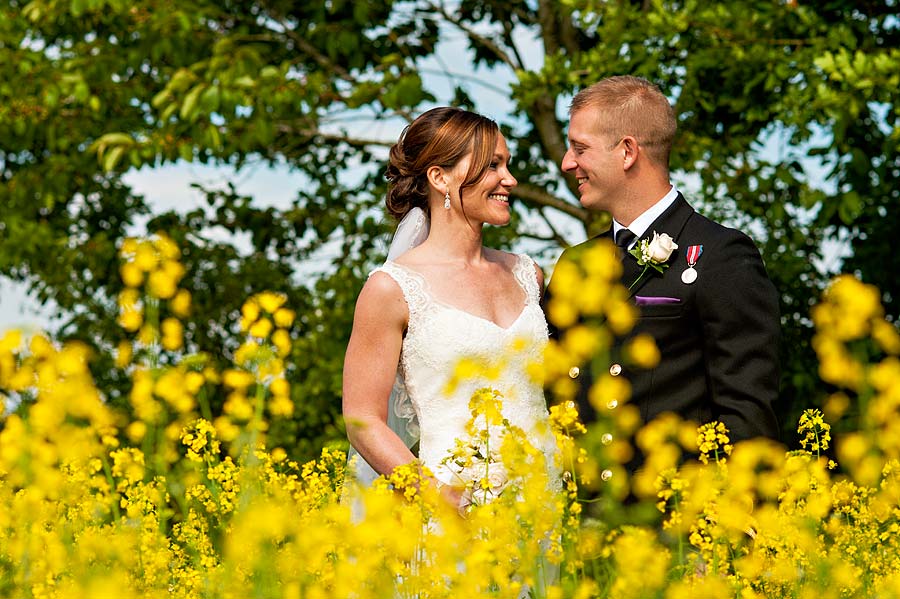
(345, 207, 429, 486)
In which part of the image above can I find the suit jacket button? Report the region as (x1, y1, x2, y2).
(609, 363, 622, 376)
(568, 366, 580, 379)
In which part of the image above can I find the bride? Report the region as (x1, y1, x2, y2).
(342, 107, 558, 512)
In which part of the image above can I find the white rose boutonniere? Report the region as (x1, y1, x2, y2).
(628, 231, 678, 290)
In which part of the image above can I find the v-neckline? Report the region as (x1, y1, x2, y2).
(388, 258, 530, 331)
(432, 299, 530, 332)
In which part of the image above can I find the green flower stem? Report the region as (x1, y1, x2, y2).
(628, 266, 651, 291)
(247, 380, 267, 463)
(99, 451, 122, 521)
(146, 296, 160, 370)
(198, 386, 213, 423)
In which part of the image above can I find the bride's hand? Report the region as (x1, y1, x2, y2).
(436, 482, 470, 516)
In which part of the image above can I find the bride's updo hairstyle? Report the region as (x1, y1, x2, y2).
(385, 107, 499, 219)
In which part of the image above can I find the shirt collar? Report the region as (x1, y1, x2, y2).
(612, 185, 679, 245)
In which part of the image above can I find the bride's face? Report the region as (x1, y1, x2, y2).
(454, 134, 517, 226)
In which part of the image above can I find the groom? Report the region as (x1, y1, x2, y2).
(545, 75, 780, 446)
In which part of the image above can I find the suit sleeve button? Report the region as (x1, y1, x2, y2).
(568, 366, 580, 379)
(609, 363, 622, 376)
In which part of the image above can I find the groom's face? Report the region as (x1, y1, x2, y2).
(562, 108, 623, 213)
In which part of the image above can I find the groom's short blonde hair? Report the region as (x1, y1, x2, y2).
(570, 76, 676, 167)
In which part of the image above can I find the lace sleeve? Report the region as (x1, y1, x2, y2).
(514, 254, 542, 304)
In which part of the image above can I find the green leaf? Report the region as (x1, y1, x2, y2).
(151, 89, 172, 109)
(178, 143, 194, 162)
(102, 145, 125, 172)
(180, 84, 207, 121)
(70, 0, 87, 16)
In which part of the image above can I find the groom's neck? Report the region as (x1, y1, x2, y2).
(614, 176, 673, 227)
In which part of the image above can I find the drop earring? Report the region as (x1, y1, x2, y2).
(444, 190, 451, 210)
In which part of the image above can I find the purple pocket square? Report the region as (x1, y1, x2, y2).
(635, 295, 681, 306)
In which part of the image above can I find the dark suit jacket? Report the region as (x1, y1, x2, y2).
(544, 194, 780, 444)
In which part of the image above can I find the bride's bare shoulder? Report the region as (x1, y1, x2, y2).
(363, 269, 404, 297)
(484, 247, 523, 269)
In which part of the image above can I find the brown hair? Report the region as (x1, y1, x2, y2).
(570, 76, 676, 166)
(385, 107, 499, 219)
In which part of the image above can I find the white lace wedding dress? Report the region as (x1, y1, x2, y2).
(371, 253, 559, 488)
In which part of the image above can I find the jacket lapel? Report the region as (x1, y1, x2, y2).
(623, 194, 696, 298)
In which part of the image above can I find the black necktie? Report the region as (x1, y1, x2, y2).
(615, 228, 636, 251)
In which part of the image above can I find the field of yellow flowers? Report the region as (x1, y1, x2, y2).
(1, 233, 900, 598)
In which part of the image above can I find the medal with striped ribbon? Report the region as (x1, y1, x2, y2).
(681, 244, 703, 284)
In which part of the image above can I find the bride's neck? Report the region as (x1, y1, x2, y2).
(424, 218, 485, 264)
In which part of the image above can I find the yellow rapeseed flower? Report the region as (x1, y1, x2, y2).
(605, 296, 638, 335)
(134, 242, 158, 271)
(161, 318, 184, 351)
(117, 310, 143, 335)
(249, 317, 273, 340)
(269, 395, 294, 417)
(155, 233, 180, 260)
(273, 308, 295, 328)
(126, 420, 147, 442)
(797, 408, 831, 453)
(148, 269, 178, 299)
(115, 340, 133, 368)
(120, 262, 144, 287)
(625, 333, 660, 369)
(223, 369, 254, 390)
(29, 333, 54, 359)
(257, 291, 287, 313)
(169, 289, 192, 317)
(120, 237, 138, 255)
(271, 329, 291, 357)
(548, 297, 578, 330)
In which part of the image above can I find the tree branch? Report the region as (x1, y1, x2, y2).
(556, 8, 580, 55)
(501, 20, 527, 69)
(276, 124, 394, 148)
(516, 230, 560, 244)
(258, 2, 356, 83)
(537, 207, 571, 247)
(527, 95, 569, 174)
(537, 0, 560, 55)
(514, 183, 588, 222)
(426, 1, 521, 70)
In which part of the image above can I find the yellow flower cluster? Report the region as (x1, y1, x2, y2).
(9, 234, 900, 599)
(798, 408, 831, 455)
(181, 418, 221, 462)
(240, 291, 294, 353)
(117, 234, 190, 351)
(226, 292, 296, 423)
(696, 421, 733, 465)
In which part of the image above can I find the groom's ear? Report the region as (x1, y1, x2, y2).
(621, 136, 639, 171)
(426, 165, 449, 195)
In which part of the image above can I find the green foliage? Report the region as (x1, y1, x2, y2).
(2, 0, 899, 451)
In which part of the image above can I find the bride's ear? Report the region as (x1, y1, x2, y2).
(425, 165, 449, 198)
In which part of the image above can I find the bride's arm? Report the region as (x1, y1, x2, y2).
(344, 272, 466, 509)
(342, 272, 418, 477)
